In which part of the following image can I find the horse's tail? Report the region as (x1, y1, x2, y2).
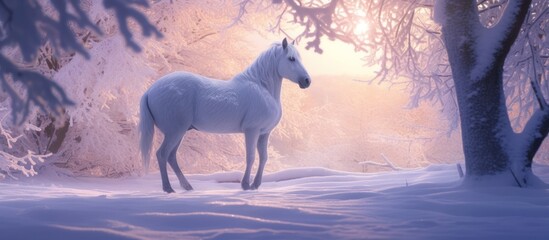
(139, 92, 155, 173)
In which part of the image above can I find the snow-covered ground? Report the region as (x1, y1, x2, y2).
(1, 164, 548, 240)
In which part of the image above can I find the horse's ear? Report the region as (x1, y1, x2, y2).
(291, 39, 295, 45)
(282, 38, 288, 50)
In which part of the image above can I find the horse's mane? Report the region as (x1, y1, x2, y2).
(235, 42, 299, 91)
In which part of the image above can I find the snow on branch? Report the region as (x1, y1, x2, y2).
(0, 108, 22, 148)
(0, 150, 51, 180)
(498, 0, 548, 128)
(515, 105, 549, 171)
(0, 109, 50, 180)
(528, 50, 548, 110)
(473, 0, 533, 81)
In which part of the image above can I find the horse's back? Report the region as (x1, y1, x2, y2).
(145, 71, 205, 133)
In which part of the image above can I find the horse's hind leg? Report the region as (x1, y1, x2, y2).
(251, 133, 270, 190)
(157, 132, 182, 193)
(167, 136, 194, 191)
(242, 130, 259, 190)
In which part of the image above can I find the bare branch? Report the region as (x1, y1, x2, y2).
(529, 38, 548, 109)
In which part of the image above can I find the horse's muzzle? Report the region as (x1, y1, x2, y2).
(299, 78, 311, 89)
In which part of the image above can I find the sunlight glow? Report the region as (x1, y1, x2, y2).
(354, 20, 370, 36)
(248, 32, 372, 76)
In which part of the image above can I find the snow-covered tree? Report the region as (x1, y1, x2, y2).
(240, 0, 548, 185)
(436, 0, 545, 185)
(0, 0, 160, 178)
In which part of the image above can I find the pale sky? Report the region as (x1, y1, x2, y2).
(297, 40, 371, 76)
(249, 34, 372, 77)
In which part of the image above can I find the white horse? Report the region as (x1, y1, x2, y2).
(139, 38, 311, 193)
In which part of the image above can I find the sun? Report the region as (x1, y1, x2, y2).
(353, 19, 370, 36)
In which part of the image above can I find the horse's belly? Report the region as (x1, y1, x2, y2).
(192, 103, 281, 134)
(192, 103, 245, 133)
(192, 118, 242, 133)
(193, 125, 241, 133)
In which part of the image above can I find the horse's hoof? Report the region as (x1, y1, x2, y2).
(241, 184, 251, 190)
(164, 187, 175, 193)
(180, 182, 194, 191)
(250, 184, 260, 190)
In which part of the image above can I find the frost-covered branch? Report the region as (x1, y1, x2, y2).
(0, 108, 22, 148)
(0, 150, 51, 180)
(504, 0, 549, 128)
(528, 42, 548, 110)
(490, 0, 532, 60)
(517, 108, 549, 168)
(0, 108, 50, 179)
(474, 0, 532, 80)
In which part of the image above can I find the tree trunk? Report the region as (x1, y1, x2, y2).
(455, 64, 513, 177)
(440, 0, 541, 184)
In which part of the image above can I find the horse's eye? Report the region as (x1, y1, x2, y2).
(288, 56, 295, 62)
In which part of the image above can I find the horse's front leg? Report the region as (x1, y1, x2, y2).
(242, 130, 259, 190)
(251, 133, 270, 190)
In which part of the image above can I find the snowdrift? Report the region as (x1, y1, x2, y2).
(1, 164, 548, 239)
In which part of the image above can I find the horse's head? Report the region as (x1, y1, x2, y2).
(277, 38, 311, 89)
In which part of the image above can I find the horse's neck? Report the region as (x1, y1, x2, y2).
(262, 74, 282, 102)
(237, 57, 283, 103)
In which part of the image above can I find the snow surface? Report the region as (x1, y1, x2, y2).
(1, 164, 549, 240)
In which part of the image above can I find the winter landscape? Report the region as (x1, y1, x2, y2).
(1, 164, 549, 240)
(1, 0, 548, 239)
